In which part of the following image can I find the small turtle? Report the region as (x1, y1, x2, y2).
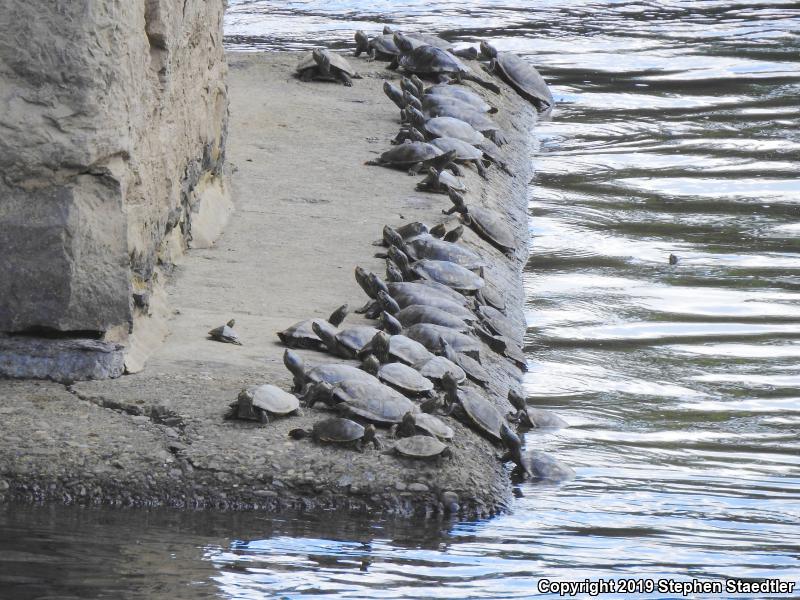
(277, 304, 349, 350)
(283, 349, 377, 393)
(366, 143, 457, 176)
(441, 372, 504, 444)
(362, 353, 434, 397)
(507, 387, 568, 429)
(376, 227, 484, 270)
(395, 304, 471, 332)
(430, 137, 488, 178)
(394, 411, 455, 440)
(364, 329, 435, 367)
(388, 246, 485, 293)
(479, 41, 553, 111)
(444, 190, 516, 255)
(305, 380, 417, 425)
(296, 48, 360, 86)
(403, 323, 483, 360)
(226, 384, 300, 424)
(208, 319, 242, 345)
(441, 339, 490, 387)
(406, 107, 486, 146)
(290, 417, 380, 451)
(312, 321, 380, 359)
(392, 434, 452, 460)
(416, 167, 467, 195)
(424, 84, 497, 113)
(354, 30, 400, 61)
(394, 33, 500, 93)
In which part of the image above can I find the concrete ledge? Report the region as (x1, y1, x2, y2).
(0, 336, 124, 382)
(0, 51, 537, 518)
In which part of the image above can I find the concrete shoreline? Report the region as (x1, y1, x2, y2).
(0, 51, 537, 518)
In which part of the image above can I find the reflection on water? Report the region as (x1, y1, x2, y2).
(3, 1, 800, 598)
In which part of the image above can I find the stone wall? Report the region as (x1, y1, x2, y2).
(0, 0, 230, 377)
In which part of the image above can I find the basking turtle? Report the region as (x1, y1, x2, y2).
(283, 349, 377, 393)
(415, 355, 467, 386)
(277, 304, 349, 350)
(416, 167, 467, 194)
(407, 108, 486, 146)
(391, 126, 427, 145)
(395, 304, 471, 333)
(208, 319, 242, 345)
(388, 246, 484, 293)
(477, 304, 520, 344)
(430, 137, 488, 178)
(305, 380, 417, 425)
(479, 41, 553, 111)
(441, 339, 490, 387)
(441, 372, 504, 444)
(424, 84, 497, 113)
(393, 411, 455, 441)
(312, 321, 380, 359)
(366, 143, 457, 176)
(476, 284, 507, 313)
(354, 30, 400, 61)
(376, 227, 484, 270)
(391, 434, 452, 460)
(364, 329, 435, 367)
(372, 222, 431, 247)
(515, 450, 576, 482)
(290, 417, 380, 451)
(422, 99, 507, 145)
(226, 384, 300, 424)
(393, 33, 500, 93)
(296, 49, 360, 86)
(403, 323, 483, 360)
(508, 387, 568, 429)
(444, 190, 516, 255)
(362, 354, 434, 397)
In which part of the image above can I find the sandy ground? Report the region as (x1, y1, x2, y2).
(0, 51, 537, 518)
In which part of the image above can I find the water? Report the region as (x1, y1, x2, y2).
(3, 1, 800, 598)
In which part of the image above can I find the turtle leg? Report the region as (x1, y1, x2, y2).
(407, 162, 423, 176)
(338, 71, 353, 86)
(259, 411, 270, 425)
(448, 163, 463, 176)
(299, 68, 314, 82)
(474, 160, 488, 179)
(355, 299, 376, 314)
(367, 48, 377, 62)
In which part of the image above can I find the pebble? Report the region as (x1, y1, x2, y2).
(407, 482, 428, 493)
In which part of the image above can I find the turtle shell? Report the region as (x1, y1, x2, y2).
(522, 407, 568, 429)
(416, 355, 467, 385)
(378, 142, 442, 166)
(495, 52, 553, 110)
(307, 364, 378, 387)
(417, 169, 466, 194)
(458, 387, 504, 443)
(337, 326, 381, 354)
(387, 334, 435, 366)
(394, 435, 450, 458)
(313, 417, 366, 443)
(424, 117, 484, 145)
(209, 324, 241, 345)
(426, 85, 494, 113)
(370, 34, 400, 56)
(248, 384, 300, 415)
(392, 279, 470, 305)
(430, 136, 484, 162)
(278, 318, 331, 349)
(523, 450, 575, 481)
(321, 50, 358, 76)
(441, 340, 490, 385)
(334, 380, 417, 425)
(295, 52, 318, 73)
(425, 103, 502, 134)
(413, 259, 484, 293)
(377, 362, 434, 395)
(396, 305, 471, 332)
(406, 235, 484, 269)
(469, 206, 515, 252)
(413, 413, 455, 440)
(404, 323, 483, 360)
(399, 45, 468, 76)
(477, 304, 518, 342)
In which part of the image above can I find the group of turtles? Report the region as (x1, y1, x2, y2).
(212, 31, 573, 485)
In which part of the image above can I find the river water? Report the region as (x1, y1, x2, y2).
(2, 2, 799, 598)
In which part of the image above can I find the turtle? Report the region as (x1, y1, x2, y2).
(441, 372, 505, 444)
(283, 349, 377, 393)
(424, 84, 497, 113)
(393, 33, 500, 93)
(226, 384, 301, 424)
(379, 289, 477, 324)
(430, 137, 488, 178)
(477, 304, 520, 344)
(407, 108, 486, 146)
(515, 450, 576, 482)
(296, 49, 360, 86)
(422, 99, 507, 145)
(363, 329, 435, 367)
(289, 417, 380, 451)
(389, 276, 473, 306)
(366, 143, 457, 176)
(304, 380, 417, 425)
(388, 246, 485, 293)
(441, 338, 490, 387)
(507, 386, 568, 429)
(479, 41, 553, 111)
(277, 304, 349, 350)
(312, 321, 380, 359)
(416, 167, 468, 194)
(372, 222, 431, 247)
(399, 232, 485, 269)
(403, 323, 483, 360)
(415, 354, 467, 386)
(391, 434, 452, 460)
(354, 30, 401, 61)
(362, 353, 434, 397)
(444, 190, 516, 255)
(391, 126, 427, 145)
(476, 284, 507, 312)
(394, 304, 471, 332)
(208, 319, 242, 345)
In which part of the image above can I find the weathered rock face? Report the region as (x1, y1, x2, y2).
(0, 1, 230, 375)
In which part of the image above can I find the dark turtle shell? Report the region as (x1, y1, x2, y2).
(430, 136, 484, 162)
(521, 450, 575, 482)
(426, 85, 494, 113)
(424, 117, 485, 146)
(406, 235, 484, 269)
(413, 259, 484, 293)
(386, 334, 435, 366)
(399, 44, 470, 76)
(413, 413, 455, 440)
(334, 380, 417, 424)
(394, 435, 450, 458)
(404, 323, 483, 360)
(278, 318, 333, 350)
(441, 340, 490, 386)
(377, 142, 442, 166)
(396, 305, 471, 332)
(468, 206, 515, 253)
(457, 387, 504, 443)
(416, 355, 467, 385)
(477, 304, 519, 343)
(376, 362, 434, 395)
(336, 326, 381, 354)
(313, 417, 366, 443)
(490, 48, 553, 110)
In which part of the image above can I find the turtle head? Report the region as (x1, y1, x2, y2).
(377, 290, 401, 316)
(355, 266, 376, 298)
(393, 32, 415, 54)
(385, 259, 404, 283)
(401, 411, 416, 428)
(411, 75, 425, 97)
(301, 380, 335, 408)
(429, 222, 447, 238)
(400, 77, 420, 99)
(383, 25, 394, 35)
(407, 106, 426, 128)
(288, 428, 310, 440)
(370, 330, 392, 362)
(408, 127, 426, 142)
(369, 272, 390, 297)
(479, 40, 498, 60)
(328, 303, 349, 327)
(508, 386, 526, 412)
(380, 309, 403, 334)
(382, 225, 406, 250)
(441, 370, 460, 406)
(362, 353, 381, 375)
(237, 387, 254, 405)
(226, 319, 236, 328)
(402, 90, 422, 110)
(283, 348, 306, 380)
(500, 422, 523, 456)
(447, 189, 469, 215)
(384, 81, 405, 109)
(363, 423, 380, 449)
(312, 48, 331, 75)
(311, 320, 339, 352)
(387, 245, 412, 278)
(354, 30, 370, 56)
